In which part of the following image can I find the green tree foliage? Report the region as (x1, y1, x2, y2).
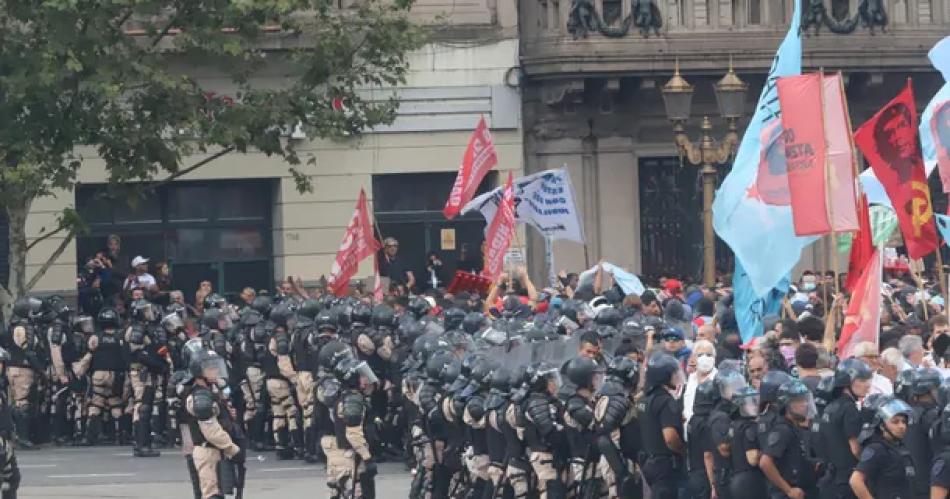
(0, 0, 423, 303)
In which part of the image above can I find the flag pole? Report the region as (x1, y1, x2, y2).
(818, 69, 840, 326)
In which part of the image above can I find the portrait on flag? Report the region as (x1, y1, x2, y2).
(855, 81, 938, 260)
(931, 100, 950, 190)
(748, 119, 791, 206)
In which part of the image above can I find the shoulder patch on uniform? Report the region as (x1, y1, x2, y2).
(767, 431, 781, 447)
(860, 447, 875, 461)
(933, 458, 946, 477)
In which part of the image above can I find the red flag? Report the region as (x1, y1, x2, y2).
(373, 256, 384, 303)
(328, 190, 381, 297)
(845, 194, 874, 292)
(822, 74, 860, 233)
(837, 249, 883, 359)
(443, 116, 498, 219)
(854, 80, 938, 259)
(481, 172, 516, 281)
(777, 73, 831, 235)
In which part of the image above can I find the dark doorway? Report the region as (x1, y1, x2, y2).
(372, 172, 496, 292)
(638, 157, 733, 284)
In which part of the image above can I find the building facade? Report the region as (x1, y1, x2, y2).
(24, 1, 522, 300)
(519, 0, 949, 283)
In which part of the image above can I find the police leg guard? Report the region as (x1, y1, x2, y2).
(118, 413, 132, 446)
(360, 469, 376, 499)
(11, 410, 32, 450)
(133, 421, 160, 457)
(545, 480, 568, 499)
(304, 426, 319, 464)
(216, 457, 236, 496)
(431, 464, 452, 499)
(78, 415, 101, 446)
(251, 412, 272, 451)
(185, 455, 202, 499)
(290, 427, 305, 459)
(596, 435, 628, 481)
(276, 428, 294, 460)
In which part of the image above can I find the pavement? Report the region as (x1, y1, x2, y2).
(17, 445, 412, 498)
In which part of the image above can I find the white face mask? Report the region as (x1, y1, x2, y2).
(696, 354, 716, 373)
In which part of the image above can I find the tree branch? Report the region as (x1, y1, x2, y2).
(25, 229, 77, 292)
(25, 224, 67, 253)
(149, 146, 236, 191)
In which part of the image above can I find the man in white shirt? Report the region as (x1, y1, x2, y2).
(853, 342, 899, 396)
(124, 255, 157, 292)
(683, 339, 717, 427)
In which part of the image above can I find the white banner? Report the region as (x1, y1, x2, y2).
(462, 168, 585, 243)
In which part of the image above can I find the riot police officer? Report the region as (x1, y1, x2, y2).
(594, 355, 641, 499)
(181, 342, 245, 499)
(849, 396, 915, 499)
(760, 379, 819, 499)
(688, 379, 718, 499)
(238, 296, 271, 451)
(47, 299, 78, 445)
(127, 299, 165, 457)
(292, 299, 322, 463)
(930, 382, 950, 499)
(78, 308, 128, 446)
(904, 368, 940, 498)
(6, 297, 43, 449)
(268, 304, 301, 459)
(728, 386, 766, 499)
(561, 356, 598, 497)
(521, 361, 566, 499)
(637, 352, 686, 499)
(332, 356, 380, 498)
(0, 347, 21, 497)
(819, 358, 873, 499)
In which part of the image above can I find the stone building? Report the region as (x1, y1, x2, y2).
(519, 0, 949, 283)
(21, 1, 522, 300)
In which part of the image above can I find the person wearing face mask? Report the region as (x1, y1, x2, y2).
(684, 340, 718, 425)
(800, 272, 819, 293)
(777, 331, 800, 371)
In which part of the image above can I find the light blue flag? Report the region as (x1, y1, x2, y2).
(733, 259, 790, 344)
(936, 214, 950, 246)
(921, 36, 950, 185)
(711, 0, 816, 297)
(602, 263, 646, 296)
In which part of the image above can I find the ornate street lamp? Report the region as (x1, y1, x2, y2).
(661, 58, 747, 287)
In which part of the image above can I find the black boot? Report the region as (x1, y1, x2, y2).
(290, 427, 305, 459)
(303, 426, 319, 464)
(77, 415, 101, 446)
(361, 472, 377, 499)
(276, 427, 294, 460)
(251, 412, 273, 451)
(13, 409, 34, 450)
(133, 420, 160, 457)
(118, 414, 132, 446)
(185, 455, 202, 499)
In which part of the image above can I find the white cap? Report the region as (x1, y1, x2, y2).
(132, 256, 150, 267)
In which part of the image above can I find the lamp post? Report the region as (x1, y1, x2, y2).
(661, 59, 747, 287)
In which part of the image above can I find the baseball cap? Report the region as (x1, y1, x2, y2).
(132, 256, 149, 267)
(661, 326, 685, 341)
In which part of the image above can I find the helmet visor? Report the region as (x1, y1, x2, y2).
(162, 313, 184, 333)
(75, 316, 95, 334)
(878, 398, 915, 424)
(200, 354, 229, 383)
(352, 361, 379, 386)
(738, 394, 760, 417)
(787, 392, 818, 421)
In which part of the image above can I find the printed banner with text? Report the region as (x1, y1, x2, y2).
(462, 168, 585, 243)
(328, 189, 381, 297)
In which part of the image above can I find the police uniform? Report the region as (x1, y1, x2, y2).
(266, 328, 300, 459)
(126, 318, 166, 457)
(184, 382, 242, 499)
(79, 314, 127, 446)
(853, 434, 914, 499)
(332, 379, 376, 498)
(762, 417, 818, 499)
(238, 302, 270, 450)
(638, 384, 686, 499)
(522, 387, 565, 499)
(819, 392, 863, 498)
(6, 316, 38, 449)
(727, 415, 766, 499)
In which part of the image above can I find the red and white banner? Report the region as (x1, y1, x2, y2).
(822, 73, 860, 233)
(328, 189, 381, 297)
(481, 172, 516, 281)
(837, 249, 883, 359)
(443, 116, 498, 220)
(777, 73, 831, 235)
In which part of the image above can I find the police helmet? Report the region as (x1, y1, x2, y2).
(371, 305, 397, 330)
(12, 296, 42, 321)
(269, 303, 295, 329)
(201, 308, 224, 331)
(733, 386, 760, 418)
(317, 340, 353, 371)
(315, 309, 339, 333)
(606, 356, 640, 388)
(350, 303, 372, 327)
(0, 347, 11, 363)
(130, 299, 156, 323)
(462, 312, 487, 335)
(914, 368, 942, 398)
(297, 299, 321, 321)
(333, 357, 379, 388)
(833, 358, 873, 388)
(759, 371, 793, 405)
(443, 307, 467, 331)
(894, 369, 918, 402)
(594, 307, 622, 328)
(776, 379, 815, 421)
(408, 297, 432, 320)
(203, 293, 227, 311)
(644, 353, 681, 390)
(563, 356, 597, 389)
(525, 362, 561, 393)
(97, 307, 121, 329)
(694, 379, 721, 414)
(251, 296, 273, 317)
(426, 350, 460, 384)
(874, 396, 914, 428)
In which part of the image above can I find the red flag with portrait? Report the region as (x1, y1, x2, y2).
(837, 249, 883, 359)
(443, 116, 498, 220)
(328, 190, 381, 297)
(854, 81, 938, 259)
(481, 172, 515, 281)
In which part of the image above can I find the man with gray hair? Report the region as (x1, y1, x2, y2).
(682, 339, 717, 425)
(852, 341, 893, 396)
(898, 335, 925, 370)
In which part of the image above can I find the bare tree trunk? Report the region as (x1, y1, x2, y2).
(5, 195, 33, 318)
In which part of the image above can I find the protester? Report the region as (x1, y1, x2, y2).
(123, 256, 157, 293)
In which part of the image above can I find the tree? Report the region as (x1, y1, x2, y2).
(0, 0, 423, 308)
